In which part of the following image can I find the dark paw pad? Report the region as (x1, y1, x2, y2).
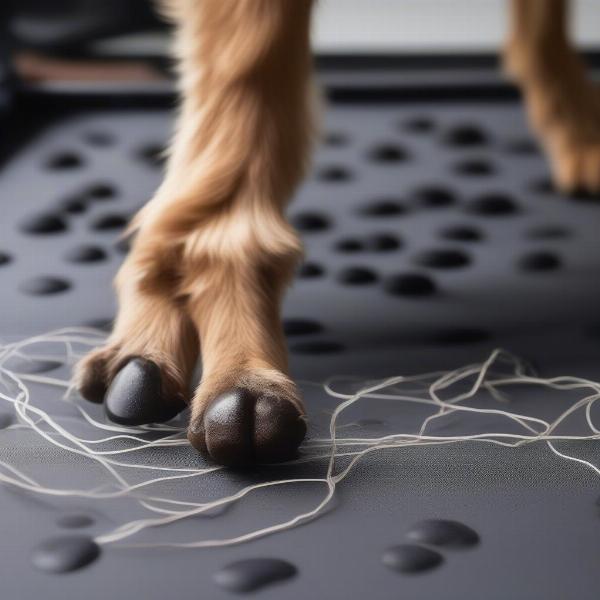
(189, 388, 306, 466)
(105, 358, 186, 426)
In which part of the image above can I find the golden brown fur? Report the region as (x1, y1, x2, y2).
(505, 0, 600, 192)
(76, 0, 600, 465)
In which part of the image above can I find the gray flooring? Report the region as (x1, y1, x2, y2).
(0, 97, 599, 598)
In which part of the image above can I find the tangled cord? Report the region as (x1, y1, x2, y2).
(0, 327, 597, 549)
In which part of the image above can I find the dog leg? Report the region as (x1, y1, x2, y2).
(505, 0, 600, 193)
(75, 254, 199, 424)
(83, 0, 315, 464)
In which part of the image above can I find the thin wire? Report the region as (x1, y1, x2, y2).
(0, 328, 597, 549)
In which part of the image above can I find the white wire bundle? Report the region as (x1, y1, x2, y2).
(0, 327, 597, 550)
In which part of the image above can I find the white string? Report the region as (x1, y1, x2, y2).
(0, 328, 597, 549)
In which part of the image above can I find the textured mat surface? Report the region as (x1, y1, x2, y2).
(0, 89, 599, 599)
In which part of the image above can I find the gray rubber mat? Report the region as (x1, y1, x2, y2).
(0, 83, 599, 599)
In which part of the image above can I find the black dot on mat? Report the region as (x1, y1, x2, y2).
(213, 558, 297, 593)
(316, 165, 352, 182)
(20, 276, 70, 296)
(57, 196, 87, 215)
(283, 318, 323, 336)
(505, 138, 540, 155)
(84, 318, 113, 332)
(338, 266, 378, 285)
(467, 194, 519, 216)
(406, 519, 480, 548)
(430, 327, 491, 345)
(415, 248, 471, 269)
(368, 143, 409, 163)
(138, 143, 166, 168)
(0, 411, 13, 429)
(442, 124, 488, 147)
(531, 177, 556, 195)
(518, 250, 562, 272)
(65, 245, 107, 264)
(56, 514, 95, 529)
(440, 224, 483, 242)
(90, 213, 128, 231)
(291, 211, 331, 232)
(82, 131, 114, 147)
(31, 535, 100, 573)
(114, 237, 132, 254)
(21, 213, 67, 235)
(402, 116, 435, 133)
(86, 183, 117, 201)
(46, 151, 84, 170)
(454, 158, 495, 176)
(297, 262, 324, 278)
(0, 252, 11, 266)
(365, 233, 401, 252)
(291, 340, 344, 355)
(4, 357, 61, 374)
(382, 544, 443, 574)
(413, 186, 456, 208)
(526, 225, 571, 240)
(359, 198, 407, 217)
(334, 237, 364, 253)
(323, 131, 349, 147)
(385, 273, 437, 297)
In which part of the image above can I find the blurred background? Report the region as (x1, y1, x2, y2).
(2, 0, 599, 69)
(314, 0, 599, 53)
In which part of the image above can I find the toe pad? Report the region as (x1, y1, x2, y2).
(105, 358, 185, 426)
(191, 387, 306, 466)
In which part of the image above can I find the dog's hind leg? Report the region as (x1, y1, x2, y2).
(505, 0, 600, 194)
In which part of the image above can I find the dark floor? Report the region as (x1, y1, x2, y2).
(0, 94, 599, 599)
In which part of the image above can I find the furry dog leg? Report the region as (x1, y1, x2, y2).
(171, 0, 314, 465)
(505, 0, 600, 193)
(78, 0, 315, 465)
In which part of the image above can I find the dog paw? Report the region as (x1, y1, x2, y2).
(551, 139, 600, 196)
(187, 374, 306, 466)
(75, 348, 188, 425)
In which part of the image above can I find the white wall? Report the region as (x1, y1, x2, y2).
(313, 0, 599, 53)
